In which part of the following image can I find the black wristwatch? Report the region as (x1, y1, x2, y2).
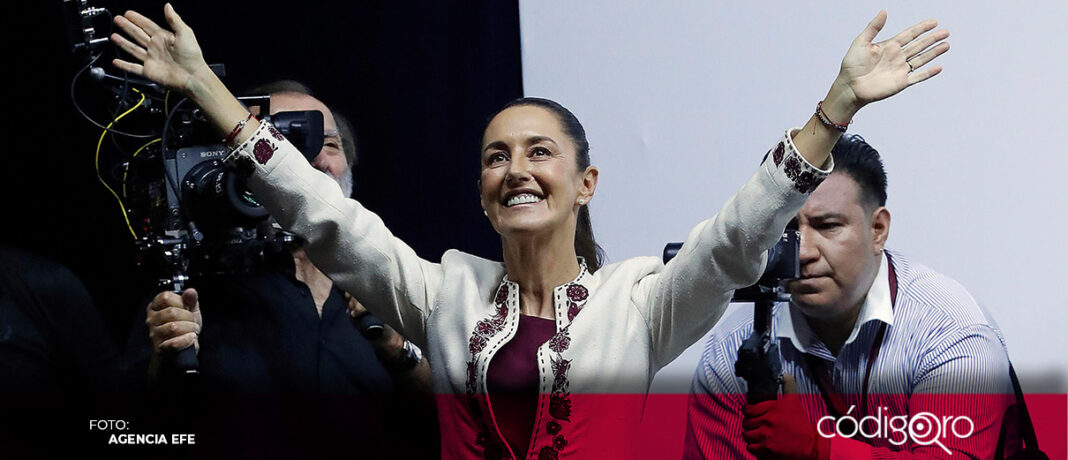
(352, 311, 422, 372)
(388, 339, 423, 373)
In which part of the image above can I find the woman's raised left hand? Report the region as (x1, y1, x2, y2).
(832, 11, 950, 113)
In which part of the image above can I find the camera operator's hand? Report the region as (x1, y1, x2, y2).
(345, 293, 435, 403)
(345, 293, 407, 363)
(146, 288, 202, 354)
(741, 374, 830, 460)
(110, 4, 212, 96)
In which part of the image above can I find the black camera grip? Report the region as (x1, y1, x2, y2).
(169, 345, 200, 375)
(353, 311, 386, 341)
(735, 299, 783, 404)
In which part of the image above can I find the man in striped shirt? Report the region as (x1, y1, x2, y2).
(684, 135, 1014, 459)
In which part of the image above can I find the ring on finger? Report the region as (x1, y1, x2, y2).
(907, 59, 915, 73)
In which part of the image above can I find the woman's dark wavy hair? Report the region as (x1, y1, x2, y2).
(488, 97, 606, 272)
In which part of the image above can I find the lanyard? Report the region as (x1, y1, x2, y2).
(805, 253, 897, 421)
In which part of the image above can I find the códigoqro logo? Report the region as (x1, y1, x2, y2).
(817, 406, 974, 455)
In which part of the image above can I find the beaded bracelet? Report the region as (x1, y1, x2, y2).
(222, 112, 255, 146)
(815, 101, 850, 133)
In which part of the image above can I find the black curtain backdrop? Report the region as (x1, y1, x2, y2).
(8, 1, 522, 345)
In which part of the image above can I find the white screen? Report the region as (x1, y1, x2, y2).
(520, 0, 1068, 392)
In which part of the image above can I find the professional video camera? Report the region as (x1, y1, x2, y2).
(662, 225, 798, 302)
(663, 224, 799, 403)
(64, 0, 325, 371)
(123, 100, 324, 286)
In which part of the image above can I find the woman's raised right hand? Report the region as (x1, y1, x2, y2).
(110, 3, 211, 95)
(110, 4, 255, 141)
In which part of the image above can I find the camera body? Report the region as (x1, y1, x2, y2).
(661, 227, 799, 301)
(65, 0, 327, 372)
(124, 99, 324, 286)
(663, 226, 800, 402)
(731, 229, 799, 302)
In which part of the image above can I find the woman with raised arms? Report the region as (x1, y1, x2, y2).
(111, 5, 947, 458)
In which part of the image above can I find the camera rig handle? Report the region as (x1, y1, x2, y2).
(664, 229, 798, 404)
(734, 292, 783, 404)
(165, 280, 200, 376)
(138, 236, 200, 375)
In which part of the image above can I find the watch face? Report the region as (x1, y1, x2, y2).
(405, 340, 423, 361)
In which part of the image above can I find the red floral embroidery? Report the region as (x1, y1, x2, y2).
(465, 361, 478, 392)
(548, 332, 571, 353)
(772, 141, 785, 166)
(252, 139, 276, 164)
(794, 170, 819, 194)
(535, 280, 588, 454)
(566, 284, 588, 302)
(781, 150, 825, 193)
(538, 446, 559, 460)
(549, 394, 572, 421)
(546, 420, 561, 435)
(551, 357, 571, 392)
(466, 291, 510, 359)
(495, 284, 509, 304)
(553, 435, 568, 450)
(266, 123, 285, 141)
(567, 301, 581, 322)
(552, 357, 571, 376)
(783, 155, 801, 179)
(476, 320, 496, 335)
(469, 334, 488, 354)
(465, 282, 515, 458)
(564, 281, 588, 322)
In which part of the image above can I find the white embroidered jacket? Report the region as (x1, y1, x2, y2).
(226, 122, 829, 459)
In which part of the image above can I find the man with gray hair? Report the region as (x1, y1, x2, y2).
(132, 80, 436, 458)
(252, 80, 357, 198)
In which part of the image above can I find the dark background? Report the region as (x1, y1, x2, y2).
(6, 0, 522, 345)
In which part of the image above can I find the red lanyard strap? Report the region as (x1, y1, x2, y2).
(805, 254, 897, 425)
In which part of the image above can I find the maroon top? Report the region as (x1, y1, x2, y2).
(487, 314, 557, 458)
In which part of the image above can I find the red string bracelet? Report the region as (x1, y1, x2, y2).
(223, 112, 255, 146)
(815, 101, 850, 133)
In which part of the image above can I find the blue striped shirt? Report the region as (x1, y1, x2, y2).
(684, 250, 1015, 459)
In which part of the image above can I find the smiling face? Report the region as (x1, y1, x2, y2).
(787, 173, 889, 322)
(479, 105, 596, 239)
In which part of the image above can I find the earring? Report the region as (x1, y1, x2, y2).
(483, 210, 488, 216)
(578, 199, 585, 205)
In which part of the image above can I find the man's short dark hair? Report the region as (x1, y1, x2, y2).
(244, 80, 358, 168)
(831, 134, 887, 209)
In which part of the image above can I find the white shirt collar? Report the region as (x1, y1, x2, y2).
(776, 251, 893, 354)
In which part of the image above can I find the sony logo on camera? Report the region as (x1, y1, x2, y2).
(197, 148, 228, 159)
